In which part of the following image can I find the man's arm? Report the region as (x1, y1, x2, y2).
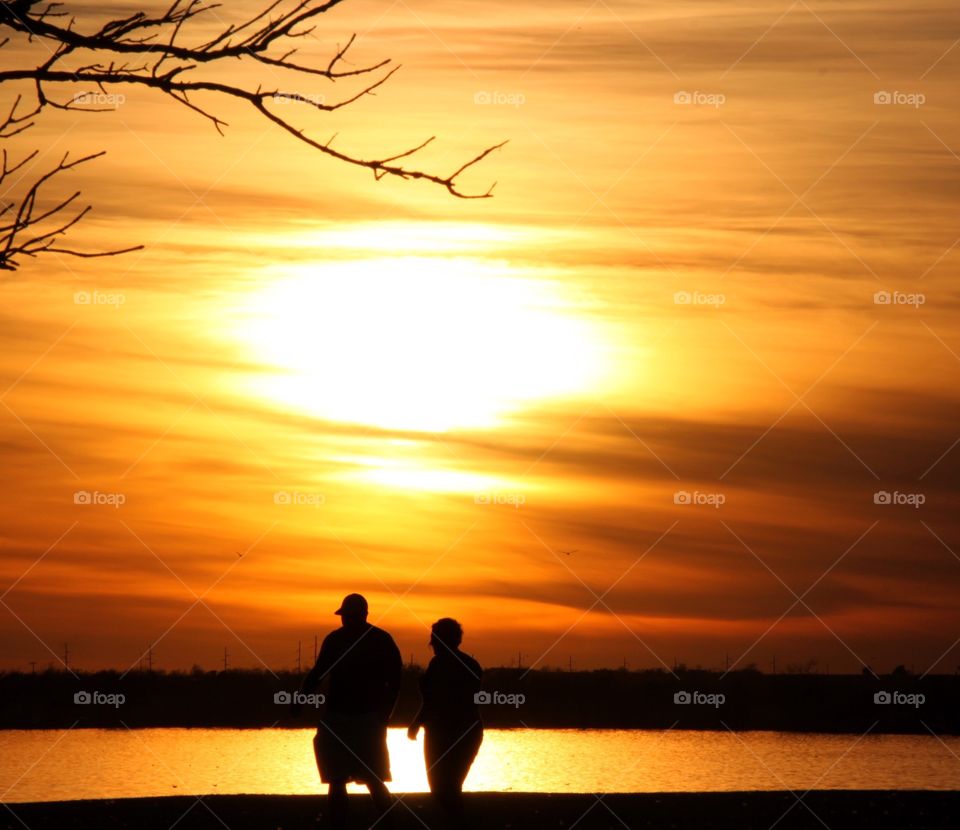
(292, 634, 334, 715)
(407, 661, 430, 740)
(381, 634, 403, 723)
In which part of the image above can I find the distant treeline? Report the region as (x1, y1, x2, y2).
(1, 666, 956, 734)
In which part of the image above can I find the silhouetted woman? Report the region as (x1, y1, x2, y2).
(407, 618, 483, 827)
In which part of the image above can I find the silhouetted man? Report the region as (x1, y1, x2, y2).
(297, 593, 402, 830)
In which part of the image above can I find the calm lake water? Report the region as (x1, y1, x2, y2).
(1, 728, 958, 803)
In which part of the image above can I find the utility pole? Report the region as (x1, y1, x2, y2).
(772, 655, 777, 674)
(223, 647, 229, 672)
(568, 655, 573, 672)
(297, 640, 302, 674)
(517, 650, 522, 670)
(63, 643, 70, 672)
(29, 661, 37, 675)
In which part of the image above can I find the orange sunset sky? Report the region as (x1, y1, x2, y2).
(1, 0, 959, 673)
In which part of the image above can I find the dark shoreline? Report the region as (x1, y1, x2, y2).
(5, 792, 959, 830)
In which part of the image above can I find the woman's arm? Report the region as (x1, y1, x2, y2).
(407, 703, 424, 740)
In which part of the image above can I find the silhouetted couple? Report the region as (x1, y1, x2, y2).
(296, 593, 483, 830)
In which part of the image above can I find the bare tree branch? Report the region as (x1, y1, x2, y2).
(0, 0, 506, 269)
(0, 0, 506, 197)
(0, 93, 142, 270)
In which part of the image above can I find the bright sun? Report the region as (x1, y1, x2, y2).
(238, 255, 606, 432)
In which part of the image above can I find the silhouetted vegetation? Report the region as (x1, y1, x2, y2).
(1, 665, 956, 734)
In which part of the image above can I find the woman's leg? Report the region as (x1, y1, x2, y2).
(426, 726, 481, 825)
(367, 779, 397, 829)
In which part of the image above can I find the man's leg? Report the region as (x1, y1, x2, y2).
(367, 779, 396, 829)
(326, 781, 349, 830)
(314, 730, 347, 829)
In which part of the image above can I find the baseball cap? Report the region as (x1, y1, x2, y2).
(335, 593, 368, 616)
